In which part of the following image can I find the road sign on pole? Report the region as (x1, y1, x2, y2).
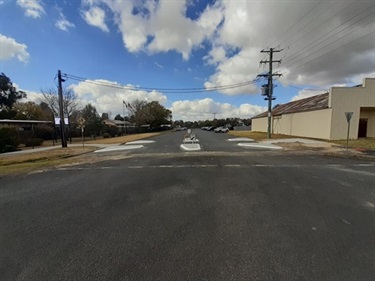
(345, 112, 353, 151)
(345, 112, 353, 123)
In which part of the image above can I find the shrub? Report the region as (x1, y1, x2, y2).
(34, 125, 54, 140)
(24, 138, 44, 147)
(102, 132, 111, 138)
(0, 127, 20, 153)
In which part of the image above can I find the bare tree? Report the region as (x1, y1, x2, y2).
(40, 87, 80, 117)
(40, 87, 80, 143)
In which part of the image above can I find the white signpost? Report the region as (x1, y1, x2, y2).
(345, 112, 353, 151)
(77, 117, 86, 149)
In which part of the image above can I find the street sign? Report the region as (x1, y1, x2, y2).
(345, 112, 353, 123)
(344, 112, 353, 151)
(77, 117, 86, 125)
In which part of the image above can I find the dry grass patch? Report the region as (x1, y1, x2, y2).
(228, 131, 293, 141)
(330, 138, 375, 150)
(0, 147, 97, 176)
(84, 132, 162, 144)
(1, 132, 163, 176)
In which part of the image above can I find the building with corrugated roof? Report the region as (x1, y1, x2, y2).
(251, 78, 375, 140)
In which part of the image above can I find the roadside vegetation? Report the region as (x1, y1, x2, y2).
(228, 131, 375, 150)
(0, 133, 161, 176)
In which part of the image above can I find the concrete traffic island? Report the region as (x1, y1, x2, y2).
(181, 130, 201, 151)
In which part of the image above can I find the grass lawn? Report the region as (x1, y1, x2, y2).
(228, 131, 296, 141)
(228, 131, 375, 150)
(0, 132, 162, 176)
(330, 138, 375, 150)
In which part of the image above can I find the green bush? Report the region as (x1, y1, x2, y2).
(34, 125, 54, 140)
(102, 132, 111, 138)
(24, 138, 44, 147)
(0, 127, 20, 153)
(102, 125, 119, 137)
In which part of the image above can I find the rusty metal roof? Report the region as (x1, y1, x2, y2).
(252, 93, 329, 119)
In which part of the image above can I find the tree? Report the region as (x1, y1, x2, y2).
(80, 103, 103, 137)
(0, 73, 26, 118)
(0, 73, 26, 109)
(40, 87, 79, 117)
(128, 100, 172, 129)
(114, 114, 124, 121)
(13, 102, 47, 120)
(128, 100, 148, 128)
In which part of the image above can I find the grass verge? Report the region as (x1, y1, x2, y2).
(228, 131, 295, 141)
(228, 131, 375, 150)
(0, 132, 162, 176)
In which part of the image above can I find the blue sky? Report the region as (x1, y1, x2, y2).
(1, 0, 374, 121)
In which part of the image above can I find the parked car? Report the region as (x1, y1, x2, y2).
(214, 126, 229, 133)
(207, 126, 216, 131)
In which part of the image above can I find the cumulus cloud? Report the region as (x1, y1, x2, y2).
(291, 89, 327, 102)
(81, 0, 223, 59)
(0, 34, 30, 63)
(68, 79, 167, 115)
(81, 6, 109, 32)
(170, 98, 266, 121)
(78, 0, 374, 94)
(55, 11, 75, 31)
(16, 0, 45, 18)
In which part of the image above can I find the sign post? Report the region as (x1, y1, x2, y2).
(77, 117, 86, 149)
(345, 112, 353, 151)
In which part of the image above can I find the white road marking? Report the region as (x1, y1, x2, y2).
(238, 143, 283, 150)
(228, 138, 255, 142)
(180, 143, 201, 151)
(94, 145, 144, 153)
(126, 140, 155, 145)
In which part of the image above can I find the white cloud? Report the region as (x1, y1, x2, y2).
(81, 0, 223, 59)
(0, 34, 30, 63)
(291, 89, 327, 102)
(68, 79, 167, 115)
(154, 61, 163, 69)
(16, 0, 45, 18)
(81, 6, 109, 32)
(55, 11, 75, 31)
(170, 98, 266, 121)
(80, 0, 374, 94)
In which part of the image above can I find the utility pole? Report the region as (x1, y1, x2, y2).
(258, 48, 282, 139)
(58, 70, 67, 147)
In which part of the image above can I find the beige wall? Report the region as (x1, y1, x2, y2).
(252, 108, 332, 139)
(252, 78, 375, 140)
(252, 117, 268, 132)
(273, 109, 332, 139)
(329, 78, 375, 140)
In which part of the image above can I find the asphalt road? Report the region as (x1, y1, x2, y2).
(1, 130, 375, 280)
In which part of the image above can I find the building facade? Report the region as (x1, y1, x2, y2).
(252, 78, 375, 140)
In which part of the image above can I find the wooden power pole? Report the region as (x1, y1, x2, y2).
(258, 48, 282, 139)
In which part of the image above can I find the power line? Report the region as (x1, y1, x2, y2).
(276, 0, 339, 48)
(281, 5, 375, 68)
(279, 20, 374, 72)
(267, 0, 324, 48)
(64, 73, 260, 93)
(285, 1, 358, 49)
(289, 30, 374, 72)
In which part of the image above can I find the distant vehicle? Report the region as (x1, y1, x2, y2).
(176, 126, 187, 131)
(207, 126, 215, 131)
(214, 126, 229, 133)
